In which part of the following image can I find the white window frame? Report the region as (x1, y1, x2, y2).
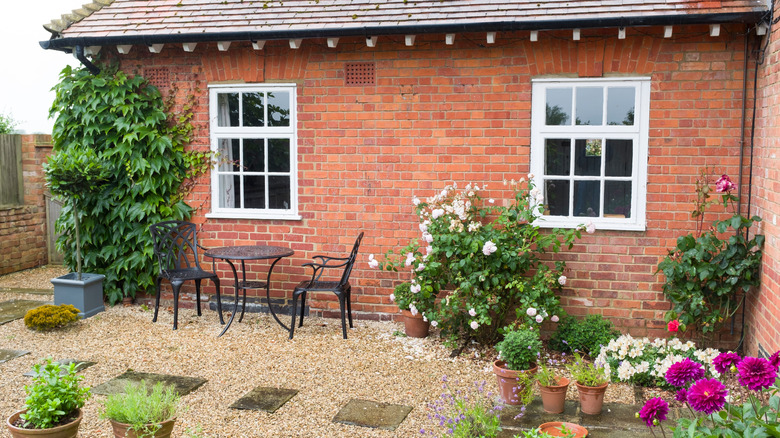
(207, 83, 300, 220)
(530, 77, 650, 231)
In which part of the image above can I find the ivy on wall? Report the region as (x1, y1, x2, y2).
(47, 64, 204, 304)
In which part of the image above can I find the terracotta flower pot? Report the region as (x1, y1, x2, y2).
(538, 376, 570, 414)
(6, 409, 82, 438)
(575, 381, 608, 415)
(538, 421, 588, 437)
(492, 360, 538, 405)
(109, 418, 176, 438)
(401, 309, 430, 338)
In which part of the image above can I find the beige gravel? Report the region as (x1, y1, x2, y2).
(0, 266, 636, 438)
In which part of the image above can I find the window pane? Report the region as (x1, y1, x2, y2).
(242, 92, 265, 127)
(545, 179, 570, 216)
(545, 139, 570, 176)
(244, 139, 265, 172)
(574, 181, 601, 217)
(217, 138, 241, 172)
(576, 87, 603, 125)
(574, 139, 602, 176)
(268, 139, 290, 172)
(244, 175, 266, 208)
(268, 91, 291, 127)
(605, 181, 632, 218)
(218, 175, 241, 208)
(546, 88, 572, 125)
(607, 87, 635, 125)
(605, 139, 633, 177)
(217, 93, 239, 127)
(269, 176, 291, 209)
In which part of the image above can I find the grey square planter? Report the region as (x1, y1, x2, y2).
(52, 273, 105, 318)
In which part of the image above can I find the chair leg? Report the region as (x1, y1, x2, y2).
(289, 293, 299, 340)
(195, 279, 202, 316)
(171, 281, 183, 330)
(152, 277, 162, 323)
(346, 286, 354, 328)
(213, 277, 224, 325)
(338, 294, 348, 339)
(298, 291, 307, 327)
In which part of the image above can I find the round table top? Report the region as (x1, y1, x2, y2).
(204, 245, 294, 260)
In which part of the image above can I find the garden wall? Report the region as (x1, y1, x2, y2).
(118, 25, 750, 343)
(747, 0, 780, 357)
(0, 135, 52, 275)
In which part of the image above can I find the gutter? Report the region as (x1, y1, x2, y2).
(40, 11, 766, 52)
(73, 45, 100, 74)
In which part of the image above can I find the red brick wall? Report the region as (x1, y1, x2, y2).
(747, 1, 780, 357)
(115, 25, 753, 339)
(0, 135, 52, 274)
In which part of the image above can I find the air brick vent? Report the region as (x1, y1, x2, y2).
(143, 67, 171, 90)
(345, 62, 375, 86)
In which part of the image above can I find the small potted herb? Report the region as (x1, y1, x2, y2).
(100, 380, 180, 438)
(535, 357, 570, 414)
(537, 421, 589, 437)
(567, 352, 609, 415)
(493, 324, 542, 405)
(5, 358, 91, 438)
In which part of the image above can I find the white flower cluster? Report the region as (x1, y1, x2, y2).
(594, 334, 721, 384)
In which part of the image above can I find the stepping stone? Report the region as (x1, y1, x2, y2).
(23, 359, 96, 376)
(0, 300, 47, 325)
(92, 370, 207, 396)
(0, 349, 29, 364)
(229, 386, 298, 413)
(333, 399, 412, 431)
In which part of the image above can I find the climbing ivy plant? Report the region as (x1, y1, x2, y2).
(47, 64, 202, 304)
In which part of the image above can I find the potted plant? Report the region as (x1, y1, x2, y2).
(567, 352, 609, 415)
(537, 422, 589, 437)
(390, 281, 435, 337)
(536, 358, 570, 414)
(44, 147, 110, 318)
(100, 380, 180, 438)
(493, 324, 541, 405)
(6, 358, 91, 438)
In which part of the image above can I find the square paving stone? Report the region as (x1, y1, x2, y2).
(333, 399, 412, 431)
(0, 349, 29, 364)
(229, 386, 298, 413)
(23, 359, 96, 376)
(0, 300, 47, 325)
(92, 370, 207, 396)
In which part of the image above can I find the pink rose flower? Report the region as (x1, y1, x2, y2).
(715, 174, 735, 193)
(668, 320, 680, 332)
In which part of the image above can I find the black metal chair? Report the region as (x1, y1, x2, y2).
(290, 232, 364, 339)
(149, 220, 223, 330)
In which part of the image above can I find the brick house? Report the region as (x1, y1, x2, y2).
(39, 0, 779, 354)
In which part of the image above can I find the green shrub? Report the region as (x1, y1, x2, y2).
(100, 380, 180, 437)
(21, 358, 91, 429)
(548, 314, 620, 357)
(24, 304, 80, 331)
(496, 325, 542, 371)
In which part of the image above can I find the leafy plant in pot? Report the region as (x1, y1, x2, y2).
(493, 324, 541, 405)
(535, 357, 570, 414)
(6, 358, 91, 438)
(567, 352, 610, 415)
(44, 146, 110, 318)
(100, 380, 180, 438)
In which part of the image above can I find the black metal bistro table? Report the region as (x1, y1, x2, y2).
(204, 245, 294, 336)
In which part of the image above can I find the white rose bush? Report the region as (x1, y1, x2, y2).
(372, 178, 586, 347)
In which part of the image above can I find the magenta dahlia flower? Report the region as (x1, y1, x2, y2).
(687, 378, 727, 414)
(737, 357, 777, 391)
(674, 388, 688, 402)
(769, 351, 780, 371)
(639, 397, 669, 427)
(666, 358, 705, 388)
(713, 352, 742, 374)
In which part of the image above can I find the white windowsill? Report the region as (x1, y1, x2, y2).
(206, 212, 303, 221)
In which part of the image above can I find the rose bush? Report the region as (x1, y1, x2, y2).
(372, 178, 588, 346)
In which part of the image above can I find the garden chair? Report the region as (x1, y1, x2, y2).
(289, 232, 364, 339)
(149, 220, 223, 330)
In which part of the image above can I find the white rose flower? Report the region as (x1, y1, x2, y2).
(535, 314, 544, 323)
(482, 241, 497, 256)
(432, 208, 445, 219)
(367, 254, 379, 269)
(431, 320, 438, 327)
(558, 275, 567, 286)
(526, 307, 537, 317)
(419, 223, 428, 233)
(586, 221, 595, 234)
(469, 308, 477, 317)
(410, 284, 422, 294)
(470, 321, 479, 330)
(389, 293, 395, 302)
(416, 263, 425, 272)
(412, 196, 421, 206)
(489, 199, 495, 204)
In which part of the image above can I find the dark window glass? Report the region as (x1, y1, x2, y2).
(546, 88, 572, 125)
(545, 139, 571, 176)
(545, 180, 570, 216)
(217, 93, 240, 127)
(605, 181, 632, 218)
(243, 139, 265, 172)
(607, 87, 635, 125)
(268, 139, 290, 172)
(242, 92, 265, 127)
(573, 181, 601, 217)
(268, 91, 291, 127)
(605, 139, 633, 177)
(217, 139, 241, 172)
(576, 87, 603, 125)
(269, 176, 291, 209)
(244, 175, 266, 208)
(574, 139, 602, 176)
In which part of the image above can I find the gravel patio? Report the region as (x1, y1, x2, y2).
(0, 266, 641, 438)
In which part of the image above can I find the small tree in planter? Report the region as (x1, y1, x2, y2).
(44, 146, 110, 317)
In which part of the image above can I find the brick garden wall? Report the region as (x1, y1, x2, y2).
(0, 135, 52, 274)
(116, 24, 752, 342)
